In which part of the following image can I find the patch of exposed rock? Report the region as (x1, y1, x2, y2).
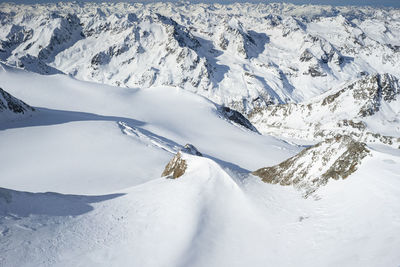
(162, 144, 202, 179)
(161, 152, 188, 179)
(218, 106, 259, 133)
(0, 87, 35, 120)
(181, 143, 203, 156)
(252, 135, 370, 197)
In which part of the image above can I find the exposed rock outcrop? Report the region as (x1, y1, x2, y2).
(162, 144, 202, 179)
(0, 87, 35, 121)
(161, 152, 188, 179)
(218, 106, 259, 133)
(181, 144, 202, 156)
(252, 135, 370, 197)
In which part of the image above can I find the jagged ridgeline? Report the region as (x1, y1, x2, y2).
(252, 135, 370, 197)
(250, 73, 400, 147)
(1, 2, 400, 114)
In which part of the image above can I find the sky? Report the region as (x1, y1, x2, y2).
(0, 0, 399, 8)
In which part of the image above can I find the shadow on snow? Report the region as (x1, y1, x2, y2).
(0, 187, 124, 217)
(0, 107, 145, 131)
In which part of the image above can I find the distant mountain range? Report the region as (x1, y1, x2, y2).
(1, 2, 400, 114)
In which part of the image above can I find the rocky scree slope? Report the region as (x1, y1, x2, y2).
(250, 73, 400, 147)
(1, 2, 400, 114)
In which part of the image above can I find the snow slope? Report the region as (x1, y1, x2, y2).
(0, 64, 399, 266)
(0, 64, 297, 194)
(1, 146, 399, 267)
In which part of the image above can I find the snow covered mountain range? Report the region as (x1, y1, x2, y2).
(1, 2, 400, 112)
(250, 73, 400, 146)
(1, 2, 400, 266)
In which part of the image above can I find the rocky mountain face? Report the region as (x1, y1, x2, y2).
(1, 2, 400, 115)
(252, 135, 370, 197)
(250, 73, 400, 147)
(0, 87, 35, 121)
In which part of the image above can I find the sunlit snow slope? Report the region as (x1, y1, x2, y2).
(0, 64, 296, 194)
(1, 143, 400, 267)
